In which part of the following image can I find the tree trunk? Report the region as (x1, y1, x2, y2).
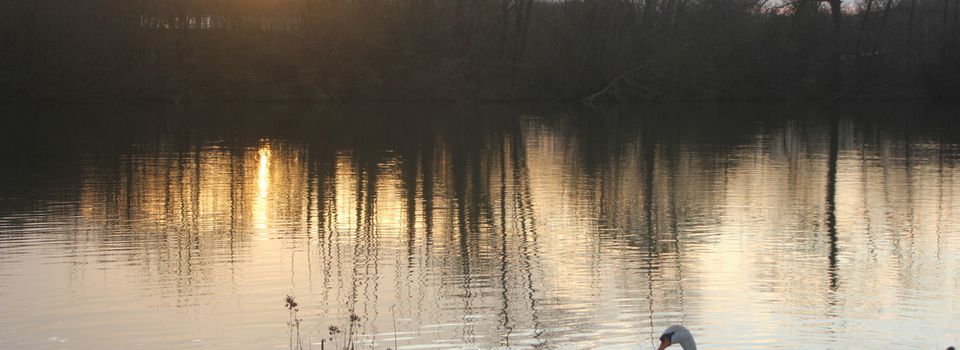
(941, 0, 952, 78)
(828, 0, 843, 94)
(855, 0, 872, 80)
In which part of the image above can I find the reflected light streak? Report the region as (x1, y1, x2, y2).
(254, 142, 271, 238)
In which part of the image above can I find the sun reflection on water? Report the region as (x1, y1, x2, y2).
(254, 141, 271, 238)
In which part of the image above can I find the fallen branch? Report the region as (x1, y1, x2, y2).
(581, 39, 700, 105)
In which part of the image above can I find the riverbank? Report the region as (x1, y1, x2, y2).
(0, 81, 946, 105)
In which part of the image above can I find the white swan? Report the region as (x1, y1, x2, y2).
(657, 325, 697, 350)
(656, 326, 954, 350)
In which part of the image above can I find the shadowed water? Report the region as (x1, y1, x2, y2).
(0, 103, 958, 349)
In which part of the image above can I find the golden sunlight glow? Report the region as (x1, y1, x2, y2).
(254, 142, 272, 237)
(51, 117, 960, 350)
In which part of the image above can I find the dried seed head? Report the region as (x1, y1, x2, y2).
(284, 295, 298, 310)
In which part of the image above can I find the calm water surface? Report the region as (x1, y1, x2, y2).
(1, 104, 959, 349)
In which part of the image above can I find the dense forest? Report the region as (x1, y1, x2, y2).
(1, 0, 958, 102)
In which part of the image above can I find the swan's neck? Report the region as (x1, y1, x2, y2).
(661, 325, 697, 350)
(677, 337, 697, 350)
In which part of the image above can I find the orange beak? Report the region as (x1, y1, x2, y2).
(657, 338, 671, 350)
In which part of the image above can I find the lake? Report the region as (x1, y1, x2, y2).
(0, 103, 958, 349)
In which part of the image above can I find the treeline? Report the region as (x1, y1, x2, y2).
(0, 0, 958, 102)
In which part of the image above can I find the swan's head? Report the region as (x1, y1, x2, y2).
(658, 325, 697, 350)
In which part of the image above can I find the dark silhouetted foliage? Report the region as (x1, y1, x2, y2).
(1, 0, 958, 102)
